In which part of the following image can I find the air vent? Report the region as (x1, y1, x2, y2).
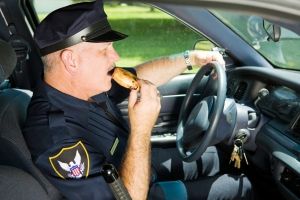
(226, 79, 236, 96)
(234, 81, 247, 100)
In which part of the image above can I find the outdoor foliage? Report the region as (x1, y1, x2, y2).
(104, 4, 203, 67)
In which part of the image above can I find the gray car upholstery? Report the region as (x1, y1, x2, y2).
(0, 165, 50, 200)
(0, 38, 62, 200)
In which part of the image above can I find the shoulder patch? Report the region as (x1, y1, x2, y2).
(49, 141, 90, 179)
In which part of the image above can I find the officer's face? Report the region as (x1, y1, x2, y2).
(75, 42, 120, 96)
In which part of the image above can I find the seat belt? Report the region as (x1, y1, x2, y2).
(0, 3, 31, 88)
(9, 32, 31, 73)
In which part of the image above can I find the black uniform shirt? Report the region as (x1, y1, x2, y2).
(23, 68, 135, 199)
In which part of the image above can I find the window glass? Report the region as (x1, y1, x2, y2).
(31, 0, 207, 72)
(212, 10, 300, 71)
(31, 0, 93, 21)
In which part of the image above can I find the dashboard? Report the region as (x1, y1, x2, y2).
(258, 86, 300, 141)
(227, 67, 300, 143)
(227, 66, 300, 200)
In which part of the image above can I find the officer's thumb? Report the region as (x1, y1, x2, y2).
(128, 89, 138, 108)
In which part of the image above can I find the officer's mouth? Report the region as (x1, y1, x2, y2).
(107, 67, 115, 76)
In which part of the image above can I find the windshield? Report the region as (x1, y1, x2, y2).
(212, 10, 300, 71)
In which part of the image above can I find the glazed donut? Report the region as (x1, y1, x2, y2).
(112, 67, 140, 90)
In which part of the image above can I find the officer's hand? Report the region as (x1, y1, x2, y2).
(190, 50, 225, 68)
(128, 80, 161, 135)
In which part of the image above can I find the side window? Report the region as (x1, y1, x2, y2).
(30, 1, 212, 73)
(104, 2, 202, 69)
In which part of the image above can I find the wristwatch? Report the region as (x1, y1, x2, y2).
(183, 50, 193, 70)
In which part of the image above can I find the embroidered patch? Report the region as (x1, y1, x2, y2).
(49, 141, 90, 179)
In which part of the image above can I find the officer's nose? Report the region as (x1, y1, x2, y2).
(109, 44, 120, 63)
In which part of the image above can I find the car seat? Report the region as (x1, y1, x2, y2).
(0, 39, 62, 199)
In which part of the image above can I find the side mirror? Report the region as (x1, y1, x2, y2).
(194, 40, 226, 56)
(193, 40, 216, 51)
(263, 20, 281, 42)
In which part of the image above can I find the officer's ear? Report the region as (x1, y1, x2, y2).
(60, 49, 78, 74)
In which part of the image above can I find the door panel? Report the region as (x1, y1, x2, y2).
(117, 74, 209, 145)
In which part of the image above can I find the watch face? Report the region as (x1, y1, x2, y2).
(184, 50, 192, 70)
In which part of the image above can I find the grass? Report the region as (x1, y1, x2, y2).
(104, 4, 203, 67)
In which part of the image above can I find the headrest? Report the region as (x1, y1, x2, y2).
(0, 39, 17, 83)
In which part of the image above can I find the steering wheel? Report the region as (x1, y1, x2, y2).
(176, 62, 227, 162)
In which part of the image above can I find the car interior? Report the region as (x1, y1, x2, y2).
(0, 0, 299, 200)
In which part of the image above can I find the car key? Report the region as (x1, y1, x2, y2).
(235, 138, 249, 168)
(230, 138, 245, 169)
(229, 143, 241, 168)
(241, 147, 249, 165)
(234, 153, 241, 169)
(229, 144, 238, 164)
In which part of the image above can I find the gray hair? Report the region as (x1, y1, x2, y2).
(41, 52, 60, 73)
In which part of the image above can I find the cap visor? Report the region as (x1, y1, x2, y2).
(87, 30, 128, 42)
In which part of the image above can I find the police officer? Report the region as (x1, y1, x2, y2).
(23, 0, 252, 199)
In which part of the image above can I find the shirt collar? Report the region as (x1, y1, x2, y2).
(90, 92, 108, 104)
(40, 81, 107, 108)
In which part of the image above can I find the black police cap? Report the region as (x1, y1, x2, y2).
(34, 0, 127, 56)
